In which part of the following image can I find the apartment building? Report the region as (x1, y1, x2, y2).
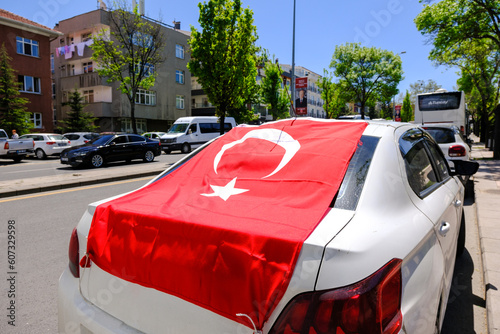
(0, 9, 62, 132)
(51, 9, 191, 133)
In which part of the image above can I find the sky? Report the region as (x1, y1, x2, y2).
(2, 0, 460, 99)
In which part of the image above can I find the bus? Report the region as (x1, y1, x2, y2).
(414, 89, 468, 135)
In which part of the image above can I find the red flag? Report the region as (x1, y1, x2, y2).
(84, 119, 367, 329)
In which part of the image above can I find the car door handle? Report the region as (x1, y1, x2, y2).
(454, 200, 462, 208)
(439, 222, 451, 236)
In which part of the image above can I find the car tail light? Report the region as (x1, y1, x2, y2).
(68, 228, 80, 278)
(269, 258, 402, 334)
(449, 145, 466, 157)
(4, 142, 8, 149)
(460, 125, 465, 134)
(46, 141, 56, 145)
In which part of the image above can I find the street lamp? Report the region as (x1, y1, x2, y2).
(291, 0, 296, 117)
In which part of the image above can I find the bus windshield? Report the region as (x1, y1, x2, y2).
(168, 123, 189, 134)
(418, 92, 462, 111)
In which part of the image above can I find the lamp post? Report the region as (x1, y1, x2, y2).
(291, 0, 296, 117)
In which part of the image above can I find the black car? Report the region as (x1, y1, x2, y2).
(60, 134, 162, 168)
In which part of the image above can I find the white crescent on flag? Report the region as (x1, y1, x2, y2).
(201, 128, 301, 200)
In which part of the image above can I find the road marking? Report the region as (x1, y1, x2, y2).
(3, 167, 63, 174)
(0, 177, 152, 203)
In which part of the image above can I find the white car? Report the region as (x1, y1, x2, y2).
(58, 119, 478, 334)
(421, 124, 471, 170)
(18, 133, 71, 159)
(63, 132, 100, 147)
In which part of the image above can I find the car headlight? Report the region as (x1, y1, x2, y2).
(78, 151, 90, 156)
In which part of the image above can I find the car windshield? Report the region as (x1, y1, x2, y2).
(48, 135, 66, 141)
(89, 135, 114, 146)
(168, 123, 189, 134)
(423, 127, 455, 144)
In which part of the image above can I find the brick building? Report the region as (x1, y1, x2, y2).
(0, 9, 62, 132)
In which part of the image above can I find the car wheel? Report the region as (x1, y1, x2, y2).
(36, 148, 47, 159)
(143, 150, 155, 162)
(90, 154, 104, 168)
(456, 209, 466, 257)
(181, 143, 191, 154)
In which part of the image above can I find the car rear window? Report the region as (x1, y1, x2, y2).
(64, 134, 79, 140)
(423, 127, 455, 144)
(333, 135, 380, 211)
(48, 135, 65, 141)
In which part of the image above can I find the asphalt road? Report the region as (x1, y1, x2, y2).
(0, 178, 487, 333)
(0, 152, 187, 183)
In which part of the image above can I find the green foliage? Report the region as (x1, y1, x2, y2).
(91, 0, 166, 133)
(58, 89, 98, 133)
(260, 58, 290, 120)
(409, 79, 441, 104)
(0, 43, 31, 135)
(401, 90, 413, 122)
(329, 43, 404, 119)
(318, 70, 349, 119)
(188, 0, 259, 134)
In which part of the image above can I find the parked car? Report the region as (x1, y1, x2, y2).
(421, 124, 471, 171)
(142, 132, 166, 141)
(59, 119, 478, 334)
(0, 129, 34, 162)
(60, 133, 161, 168)
(18, 133, 71, 159)
(63, 132, 100, 147)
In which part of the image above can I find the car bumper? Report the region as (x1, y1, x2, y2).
(58, 269, 143, 334)
(161, 143, 182, 151)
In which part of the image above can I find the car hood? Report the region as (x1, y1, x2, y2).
(161, 133, 184, 139)
(63, 144, 100, 154)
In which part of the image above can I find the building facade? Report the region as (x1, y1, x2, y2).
(51, 9, 191, 133)
(0, 9, 62, 132)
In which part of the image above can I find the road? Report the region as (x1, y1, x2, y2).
(0, 178, 487, 333)
(0, 152, 187, 183)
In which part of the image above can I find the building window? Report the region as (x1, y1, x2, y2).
(31, 112, 42, 128)
(51, 54, 54, 74)
(121, 118, 147, 133)
(83, 62, 93, 73)
(18, 75, 41, 93)
(176, 44, 184, 59)
(82, 90, 94, 103)
(134, 62, 154, 77)
(82, 32, 92, 42)
(52, 82, 56, 99)
(176, 70, 184, 84)
(16, 37, 39, 57)
(176, 95, 185, 109)
(135, 89, 156, 105)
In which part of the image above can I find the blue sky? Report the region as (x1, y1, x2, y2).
(3, 0, 460, 97)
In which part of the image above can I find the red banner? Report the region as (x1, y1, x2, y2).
(84, 119, 367, 329)
(295, 77, 308, 115)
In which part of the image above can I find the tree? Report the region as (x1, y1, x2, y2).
(329, 43, 404, 120)
(91, 1, 166, 134)
(318, 70, 348, 119)
(188, 0, 259, 134)
(401, 90, 413, 122)
(58, 89, 98, 133)
(409, 79, 441, 105)
(0, 43, 31, 135)
(260, 58, 289, 120)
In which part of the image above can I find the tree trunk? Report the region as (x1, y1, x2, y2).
(130, 102, 137, 134)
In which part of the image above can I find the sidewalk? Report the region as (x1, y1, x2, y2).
(470, 142, 500, 334)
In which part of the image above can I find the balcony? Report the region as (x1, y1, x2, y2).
(60, 72, 104, 90)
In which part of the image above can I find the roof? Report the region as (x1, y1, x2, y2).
(0, 9, 62, 38)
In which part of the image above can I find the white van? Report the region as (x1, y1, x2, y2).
(160, 116, 237, 153)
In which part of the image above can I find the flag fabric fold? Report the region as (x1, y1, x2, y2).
(84, 119, 368, 329)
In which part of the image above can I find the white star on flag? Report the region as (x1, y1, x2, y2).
(201, 177, 249, 201)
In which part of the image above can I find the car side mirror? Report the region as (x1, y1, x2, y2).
(451, 160, 479, 176)
(110, 142, 116, 146)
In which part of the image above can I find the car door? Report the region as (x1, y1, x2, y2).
(107, 135, 129, 162)
(400, 129, 460, 311)
(127, 134, 147, 159)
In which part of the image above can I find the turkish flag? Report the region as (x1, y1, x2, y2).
(84, 119, 367, 329)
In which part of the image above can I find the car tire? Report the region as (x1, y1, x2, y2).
(143, 150, 155, 162)
(90, 154, 104, 168)
(456, 209, 466, 257)
(35, 148, 47, 159)
(181, 143, 191, 154)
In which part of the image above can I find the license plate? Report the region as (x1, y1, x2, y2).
(61, 157, 69, 162)
(16, 150, 26, 154)
(58, 143, 67, 146)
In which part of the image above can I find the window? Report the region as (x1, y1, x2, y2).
(176, 95, 185, 109)
(176, 70, 185, 84)
(16, 37, 39, 57)
(82, 90, 94, 103)
(403, 141, 438, 196)
(128, 135, 145, 143)
(31, 113, 42, 128)
(111, 136, 128, 145)
(52, 82, 56, 99)
(134, 62, 154, 77)
(176, 44, 184, 59)
(51, 54, 54, 73)
(121, 119, 147, 133)
(135, 89, 156, 105)
(18, 75, 41, 93)
(83, 62, 93, 73)
(132, 32, 153, 48)
(82, 32, 92, 42)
